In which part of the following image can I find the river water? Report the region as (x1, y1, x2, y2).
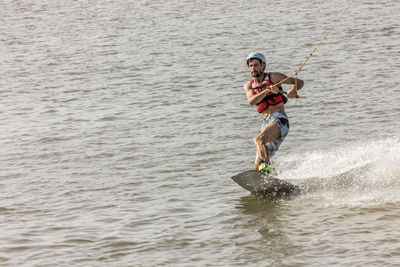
(1, 0, 400, 266)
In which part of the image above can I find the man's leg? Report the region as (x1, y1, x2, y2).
(253, 121, 281, 170)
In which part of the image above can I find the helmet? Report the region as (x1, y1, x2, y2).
(246, 52, 266, 65)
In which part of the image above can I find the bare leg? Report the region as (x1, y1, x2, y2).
(253, 122, 281, 170)
(254, 152, 264, 170)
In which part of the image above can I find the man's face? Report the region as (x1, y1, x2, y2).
(248, 59, 264, 78)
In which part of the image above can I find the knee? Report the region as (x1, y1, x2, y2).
(253, 137, 263, 146)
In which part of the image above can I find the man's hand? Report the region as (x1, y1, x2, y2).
(269, 85, 280, 94)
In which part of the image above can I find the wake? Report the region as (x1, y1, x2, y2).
(274, 137, 400, 205)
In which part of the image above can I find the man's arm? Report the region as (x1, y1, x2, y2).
(270, 72, 304, 98)
(244, 81, 279, 105)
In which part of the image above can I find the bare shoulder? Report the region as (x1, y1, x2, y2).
(243, 80, 252, 91)
(269, 72, 287, 83)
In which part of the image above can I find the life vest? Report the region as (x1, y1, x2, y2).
(251, 73, 287, 113)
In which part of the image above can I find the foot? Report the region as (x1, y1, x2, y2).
(258, 162, 274, 176)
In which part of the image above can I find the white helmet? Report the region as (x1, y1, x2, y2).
(246, 52, 266, 65)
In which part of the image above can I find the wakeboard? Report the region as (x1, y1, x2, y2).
(231, 170, 301, 200)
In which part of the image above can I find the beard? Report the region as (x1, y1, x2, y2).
(251, 70, 263, 78)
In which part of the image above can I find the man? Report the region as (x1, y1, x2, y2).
(244, 52, 304, 174)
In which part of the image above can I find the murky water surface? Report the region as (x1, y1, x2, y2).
(1, 0, 400, 266)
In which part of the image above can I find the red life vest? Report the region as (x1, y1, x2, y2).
(251, 73, 287, 113)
